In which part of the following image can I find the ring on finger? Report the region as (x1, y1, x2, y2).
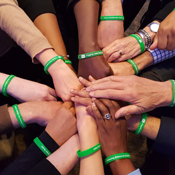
(118, 51, 123, 56)
(104, 113, 111, 120)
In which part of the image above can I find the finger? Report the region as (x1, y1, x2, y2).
(70, 107, 76, 115)
(94, 99, 109, 118)
(150, 35, 158, 50)
(167, 38, 175, 51)
(157, 31, 167, 50)
(46, 95, 57, 101)
(70, 88, 90, 98)
(71, 96, 92, 106)
(107, 52, 120, 63)
(91, 102, 104, 126)
(49, 88, 57, 97)
(115, 105, 143, 119)
(86, 106, 94, 116)
(62, 101, 74, 109)
(89, 89, 127, 101)
(86, 81, 124, 92)
(79, 77, 92, 87)
(88, 75, 96, 82)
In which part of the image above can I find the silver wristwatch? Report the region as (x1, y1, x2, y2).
(147, 22, 160, 33)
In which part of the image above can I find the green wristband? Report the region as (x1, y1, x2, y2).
(33, 137, 51, 157)
(173, 8, 175, 11)
(100, 16, 124, 21)
(105, 153, 131, 165)
(127, 59, 139, 75)
(44, 56, 65, 75)
(2, 75, 16, 97)
(78, 51, 103, 60)
(129, 34, 145, 54)
(64, 60, 72, 64)
(134, 113, 148, 135)
(12, 104, 27, 129)
(169, 79, 175, 107)
(77, 143, 101, 158)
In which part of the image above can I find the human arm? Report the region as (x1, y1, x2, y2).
(88, 99, 136, 175)
(150, 1, 175, 50)
(0, 72, 57, 102)
(1, 102, 77, 175)
(83, 75, 172, 118)
(75, 103, 104, 175)
(73, 0, 113, 80)
(98, 0, 124, 48)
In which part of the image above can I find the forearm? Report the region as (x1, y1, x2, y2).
(0, 0, 52, 61)
(74, 0, 100, 53)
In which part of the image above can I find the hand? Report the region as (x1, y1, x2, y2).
(103, 36, 142, 63)
(85, 75, 172, 118)
(9, 101, 63, 128)
(50, 60, 83, 101)
(45, 102, 77, 146)
(78, 55, 113, 80)
(109, 61, 135, 76)
(150, 12, 175, 51)
(88, 99, 127, 157)
(7, 77, 57, 102)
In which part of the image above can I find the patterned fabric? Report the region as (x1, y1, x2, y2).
(128, 169, 142, 175)
(148, 48, 175, 64)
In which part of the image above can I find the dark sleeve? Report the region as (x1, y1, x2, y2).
(26, 159, 61, 175)
(18, 0, 56, 21)
(1, 131, 59, 175)
(148, 116, 175, 159)
(0, 104, 14, 135)
(152, 0, 175, 22)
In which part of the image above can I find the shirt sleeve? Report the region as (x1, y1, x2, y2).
(148, 48, 175, 64)
(0, 0, 53, 63)
(127, 169, 142, 175)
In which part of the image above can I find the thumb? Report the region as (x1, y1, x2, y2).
(150, 35, 158, 50)
(115, 105, 142, 119)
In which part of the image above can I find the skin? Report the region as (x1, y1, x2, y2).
(73, 0, 113, 80)
(76, 76, 172, 118)
(88, 99, 135, 175)
(150, 11, 175, 51)
(0, 72, 57, 102)
(98, 0, 124, 48)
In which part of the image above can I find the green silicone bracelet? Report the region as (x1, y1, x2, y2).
(33, 137, 51, 157)
(134, 113, 148, 135)
(2, 75, 16, 97)
(173, 8, 175, 11)
(44, 56, 65, 75)
(64, 60, 72, 64)
(12, 104, 27, 129)
(78, 51, 103, 60)
(127, 59, 139, 75)
(169, 79, 175, 107)
(105, 153, 131, 165)
(129, 34, 145, 54)
(77, 143, 101, 158)
(100, 16, 124, 21)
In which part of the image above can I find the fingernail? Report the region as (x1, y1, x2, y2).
(92, 102, 96, 107)
(70, 89, 74, 92)
(71, 97, 74, 101)
(89, 92, 94, 96)
(79, 77, 83, 81)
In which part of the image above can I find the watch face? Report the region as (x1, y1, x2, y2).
(150, 23, 160, 33)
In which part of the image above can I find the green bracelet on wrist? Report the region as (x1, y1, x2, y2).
(129, 34, 145, 54)
(12, 104, 27, 129)
(64, 60, 72, 64)
(173, 8, 175, 11)
(169, 79, 175, 107)
(105, 153, 131, 165)
(78, 51, 103, 60)
(127, 59, 139, 75)
(33, 137, 51, 157)
(100, 16, 124, 21)
(134, 113, 148, 135)
(44, 56, 65, 75)
(2, 75, 16, 97)
(77, 143, 101, 158)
